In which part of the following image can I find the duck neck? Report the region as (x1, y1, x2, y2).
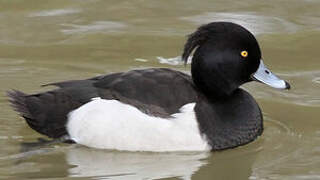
(192, 76, 235, 100)
(191, 66, 238, 100)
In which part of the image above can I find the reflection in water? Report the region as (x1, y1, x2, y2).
(66, 147, 209, 180)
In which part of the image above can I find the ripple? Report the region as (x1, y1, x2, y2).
(0, 147, 52, 161)
(0, 136, 8, 140)
(264, 116, 293, 135)
(134, 58, 148, 62)
(250, 136, 320, 180)
(312, 76, 320, 84)
(0, 58, 25, 65)
(157, 56, 192, 66)
(247, 114, 320, 180)
(61, 21, 127, 35)
(29, 9, 81, 17)
(297, 16, 320, 31)
(181, 12, 300, 35)
(0, 59, 26, 75)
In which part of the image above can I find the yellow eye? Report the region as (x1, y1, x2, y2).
(241, 51, 248, 58)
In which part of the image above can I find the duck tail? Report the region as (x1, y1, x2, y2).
(6, 90, 46, 136)
(7, 90, 33, 120)
(7, 90, 67, 138)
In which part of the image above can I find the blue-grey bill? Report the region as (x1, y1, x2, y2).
(252, 60, 290, 90)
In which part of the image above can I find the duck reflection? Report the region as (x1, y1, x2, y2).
(14, 142, 259, 179)
(65, 145, 260, 180)
(66, 146, 209, 180)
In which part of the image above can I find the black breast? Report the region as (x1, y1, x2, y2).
(194, 89, 263, 150)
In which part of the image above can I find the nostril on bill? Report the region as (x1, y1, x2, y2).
(265, 70, 270, 74)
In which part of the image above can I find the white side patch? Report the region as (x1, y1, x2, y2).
(67, 98, 210, 152)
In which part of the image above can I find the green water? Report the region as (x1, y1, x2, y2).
(1, 0, 320, 179)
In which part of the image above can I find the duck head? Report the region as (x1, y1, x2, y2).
(182, 22, 290, 98)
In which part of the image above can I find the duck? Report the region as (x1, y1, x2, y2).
(7, 22, 290, 152)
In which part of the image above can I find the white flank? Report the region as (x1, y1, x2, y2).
(67, 98, 210, 152)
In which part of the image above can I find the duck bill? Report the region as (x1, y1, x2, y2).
(252, 60, 290, 90)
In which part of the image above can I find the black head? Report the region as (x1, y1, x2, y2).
(182, 22, 262, 98)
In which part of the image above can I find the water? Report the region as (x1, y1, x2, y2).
(0, 0, 320, 179)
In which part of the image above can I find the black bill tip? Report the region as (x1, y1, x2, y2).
(285, 81, 291, 90)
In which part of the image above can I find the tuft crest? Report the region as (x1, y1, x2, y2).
(182, 25, 208, 64)
(182, 22, 221, 64)
(182, 22, 240, 65)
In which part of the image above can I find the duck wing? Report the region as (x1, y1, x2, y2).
(8, 68, 198, 138)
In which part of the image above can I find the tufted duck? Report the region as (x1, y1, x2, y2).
(8, 22, 290, 152)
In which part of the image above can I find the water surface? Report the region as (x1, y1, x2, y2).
(1, 0, 320, 179)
